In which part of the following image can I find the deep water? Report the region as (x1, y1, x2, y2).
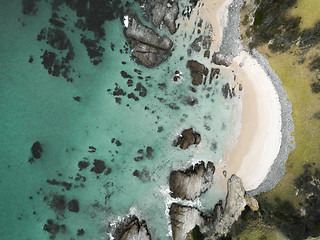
(0, 0, 238, 239)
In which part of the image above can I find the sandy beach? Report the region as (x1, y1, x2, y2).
(193, 0, 288, 192)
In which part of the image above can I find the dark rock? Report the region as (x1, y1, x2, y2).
(22, 0, 39, 15)
(121, 71, 133, 78)
(90, 159, 106, 174)
(29, 56, 34, 63)
(31, 141, 43, 159)
(186, 60, 209, 86)
(191, 36, 202, 52)
(68, 199, 79, 213)
(174, 128, 201, 150)
(77, 228, 85, 236)
(146, 146, 153, 159)
(43, 219, 61, 237)
(134, 83, 147, 97)
(211, 52, 231, 67)
(80, 35, 105, 65)
(49, 18, 65, 28)
(222, 83, 232, 99)
(204, 50, 210, 58)
(115, 140, 122, 146)
(209, 68, 220, 84)
(50, 195, 66, 212)
(157, 126, 163, 132)
(78, 161, 90, 171)
(133, 169, 151, 181)
(169, 161, 215, 200)
(124, 11, 173, 68)
(168, 102, 180, 110)
(73, 96, 81, 102)
(164, 1, 179, 34)
(112, 216, 151, 240)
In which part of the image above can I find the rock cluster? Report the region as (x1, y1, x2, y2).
(112, 216, 151, 240)
(169, 174, 259, 240)
(174, 128, 201, 150)
(151, 0, 179, 34)
(211, 175, 259, 238)
(169, 161, 215, 200)
(186, 60, 209, 86)
(124, 11, 173, 68)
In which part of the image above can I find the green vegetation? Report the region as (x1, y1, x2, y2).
(289, 0, 320, 30)
(187, 225, 205, 240)
(237, 0, 320, 239)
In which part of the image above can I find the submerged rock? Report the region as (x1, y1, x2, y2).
(186, 60, 209, 86)
(174, 128, 201, 150)
(31, 141, 43, 159)
(169, 161, 215, 200)
(112, 216, 151, 240)
(68, 199, 79, 213)
(124, 11, 173, 68)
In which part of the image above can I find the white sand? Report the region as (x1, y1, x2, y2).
(190, 0, 283, 191)
(226, 51, 282, 191)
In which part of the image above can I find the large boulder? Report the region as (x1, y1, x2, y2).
(151, 0, 179, 34)
(112, 216, 151, 240)
(174, 128, 201, 150)
(124, 11, 173, 67)
(211, 52, 232, 67)
(169, 161, 215, 200)
(170, 203, 204, 240)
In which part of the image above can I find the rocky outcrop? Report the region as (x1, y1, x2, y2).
(112, 216, 151, 240)
(124, 11, 173, 68)
(150, 0, 179, 34)
(212, 175, 259, 238)
(186, 60, 209, 86)
(169, 161, 215, 200)
(211, 52, 232, 67)
(170, 203, 204, 240)
(174, 128, 201, 150)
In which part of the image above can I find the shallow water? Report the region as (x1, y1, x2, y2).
(0, 0, 238, 239)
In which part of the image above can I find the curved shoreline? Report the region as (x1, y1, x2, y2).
(208, 0, 295, 195)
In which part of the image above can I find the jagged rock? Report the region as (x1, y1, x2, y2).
(164, 1, 179, 34)
(222, 83, 232, 99)
(112, 216, 151, 240)
(209, 68, 220, 84)
(170, 203, 204, 240)
(211, 52, 232, 67)
(124, 11, 173, 67)
(191, 36, 202, 52)
(169, 161, 215, 200)
(31, 141, 43, 159)
(151, 0, 179, 34)
(186, 60, 209, 86)
(204, 50, 210, 58)
(212, 175, 258, 238)
(174, 128, 201, 150)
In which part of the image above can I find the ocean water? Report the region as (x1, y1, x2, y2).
(0, 0, 238, 239)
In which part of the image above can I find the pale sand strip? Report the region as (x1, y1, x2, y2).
(192, 0, 290, 193)
(226, 51, 282, 191)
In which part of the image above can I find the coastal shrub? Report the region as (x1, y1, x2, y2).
(313, 111, 320, 120)
(309, 56, 320, 72)
(258, 166, 320, 240)
(310, 81, 320, 93)
(188, 225, 205, 240)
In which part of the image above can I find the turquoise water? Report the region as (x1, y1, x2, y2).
(0, 0, 237, 239)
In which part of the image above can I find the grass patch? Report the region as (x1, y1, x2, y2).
(289, 0, 320, 30)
